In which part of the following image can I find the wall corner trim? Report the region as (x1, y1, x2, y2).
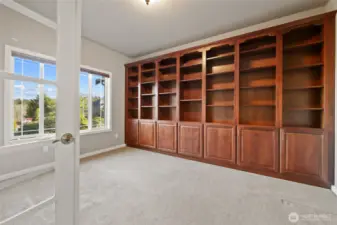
(332, 185, 337, 197)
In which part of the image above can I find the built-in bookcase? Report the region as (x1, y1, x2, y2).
(239, 34, 277, 126)
(206, 43, 235, 123)
(282, 23, 324, 128)
(127, 66, 139, 119)
(179, 51, 203, 122)
(158, 56, 177, 121)
(141, 62, 156, 119)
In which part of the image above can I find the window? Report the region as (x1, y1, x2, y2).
(6, 47, 111, 142)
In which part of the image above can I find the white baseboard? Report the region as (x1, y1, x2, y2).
(80, 144, 126, 159)
(332, 185, 337, 196)
(0, 144, 126, 185)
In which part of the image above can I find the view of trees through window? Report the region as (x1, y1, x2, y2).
(12, 56, 107, 139)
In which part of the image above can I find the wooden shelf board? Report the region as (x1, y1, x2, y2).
(283, 85, 324, 90)
(141, 106, 155, 108)
(207, 52, 235, 61)
(158, 105, 176, 108)
(180, 78, 202, 82)
(159, 92, 176, 95)
(180, 62, 202, 69)
(141, 81, 155, 84)
(242, 103, 275, 107)
(206, 87, 235, 92)
(240, 43, 276, 54)
(180, 99, 202, 102)
(240, 64, 276, 72)
(159, 64, 176, 70)
(284, 63, 323, 71)
(141, 93, 155, 96)
(128, 108, 138, 110)
(284, 107, 323, 111)
(142, 68, 155, 73)
(159, 78, 176, 82)
(240, 84, 275, 89)
(206, 121, 234, 125)
(128, 97, 138, 99)
(128, 74, 138, 78)
(206, 71, 234, 77)
(207, 103, 234, 107)
(284, 40, 323, 50)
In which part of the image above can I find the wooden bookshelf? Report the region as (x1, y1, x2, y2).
(180, 51, 203, 122)
(239, 35, 277, 126)
(125, 13, 335, 188)
(158, 56, 177, 121)
(206, 43, 235, 124)
(127, 66, 139, 119)
(283, 23, 324, 129)
(141, 62, 156, 120)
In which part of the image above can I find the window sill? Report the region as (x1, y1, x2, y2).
(6, 129, 112, 146)
(80, 129, 112, 136)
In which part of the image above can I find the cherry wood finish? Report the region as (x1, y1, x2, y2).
(126, 119, 139, 145)
(237, 126, 279, 172)
(139, 120, 156, 148)
(204, 124, 236, 164)
(157, 121, 177, 153)
(125, 13, 335, 188)
(280, 128, 328, 185)
(178, 122, 203, 158)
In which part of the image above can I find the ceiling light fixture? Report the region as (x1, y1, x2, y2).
(145, 0, 150, 5)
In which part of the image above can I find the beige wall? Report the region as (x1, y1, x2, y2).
(0, 5, 130, 175)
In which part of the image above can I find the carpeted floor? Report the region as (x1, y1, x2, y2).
(1, 147, 337, 225)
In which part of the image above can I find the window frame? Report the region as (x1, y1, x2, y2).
(4, 45, 112, 144)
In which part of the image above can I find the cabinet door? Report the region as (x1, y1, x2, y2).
(204, 124, 236, 164)
(139, 120, 156, 148)
(237, 126, 279, 172)
(126, 119, 138, 145)
(157, 122, 177, 153)
(178, 123, 202, 158)
(280, 128, 327, 183)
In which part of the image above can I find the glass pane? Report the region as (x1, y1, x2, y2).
(44, 85, 57, 134)
(14, 57, 40, 78)
(80, 72, 89, 130)
(92, 75, 105, 129)
(13, 81, 23, 137)
(22, 82, 40, 136)
(44, 63, 57, 81)
(13, 81, 40, 138)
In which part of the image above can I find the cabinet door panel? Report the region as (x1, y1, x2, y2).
(178, 123, 202, 158)
(204, 124, 235, 164)
(237, 126, 279, 172)
(157, 122, 177, 153)
(126, 119, 138, 145)
(280, 129, 325, 180)
(139, 120, 156, 148)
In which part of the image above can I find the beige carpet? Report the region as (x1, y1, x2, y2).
(1, 147, 337, 225)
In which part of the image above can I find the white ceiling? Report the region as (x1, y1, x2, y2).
(14, 0, 329, 57)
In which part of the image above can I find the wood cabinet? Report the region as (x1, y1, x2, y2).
(204, 124, 236, 164)
(237, 126, 279, 172)
(178, 122, 203, 158)
(126, 119, 138, 145)
(280, 128, 328, 185)
(157, 121, 177, 153)
(139, 120, 156, 148)
(125, 13, 335, 187)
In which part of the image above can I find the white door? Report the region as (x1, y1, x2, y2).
(0, 1, 82, 225)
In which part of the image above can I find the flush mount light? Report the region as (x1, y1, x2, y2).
(145, 0, 150, 5)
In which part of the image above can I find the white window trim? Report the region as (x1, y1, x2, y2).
(4, 45, 112, 145)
